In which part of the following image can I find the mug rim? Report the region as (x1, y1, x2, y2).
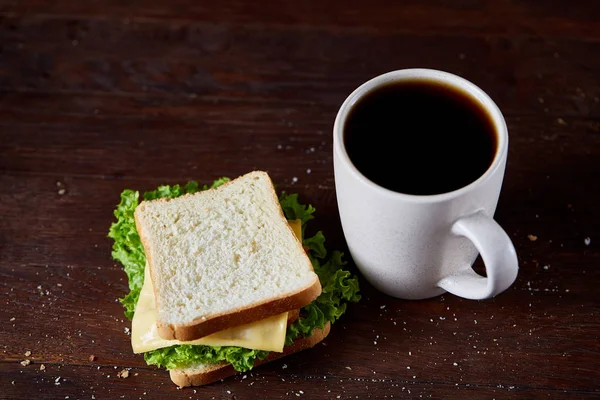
(333, 68, 509, 203)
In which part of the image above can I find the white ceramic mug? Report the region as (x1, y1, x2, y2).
(333, 69, 518, 300)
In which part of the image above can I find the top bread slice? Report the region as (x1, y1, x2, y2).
(134, 171, 321, 341)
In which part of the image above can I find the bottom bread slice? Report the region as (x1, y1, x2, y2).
(169, 322, 331, 387)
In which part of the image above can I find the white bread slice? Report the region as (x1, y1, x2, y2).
(169, 322, 331, 387)
(134, 171, 321, 341)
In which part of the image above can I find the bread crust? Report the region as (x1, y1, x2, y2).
(134, 171, 321, 341)
(169, 322, 331, 387)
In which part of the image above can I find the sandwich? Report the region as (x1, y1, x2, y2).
(108, 171, 361, 386)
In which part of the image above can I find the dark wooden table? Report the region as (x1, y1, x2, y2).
(1, 1, 599, 399)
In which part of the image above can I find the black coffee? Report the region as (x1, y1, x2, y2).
(344, 79, 497, 195)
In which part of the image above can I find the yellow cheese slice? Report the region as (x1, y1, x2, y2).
(288, 219, 302, 243)
(131, 219, 304, 354)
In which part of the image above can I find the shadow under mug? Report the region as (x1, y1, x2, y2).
(333, 69, 518, 300)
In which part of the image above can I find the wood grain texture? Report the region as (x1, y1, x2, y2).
(0, 1, 599, 399)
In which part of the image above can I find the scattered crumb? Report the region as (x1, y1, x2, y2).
(117, 369, 129, 378)
(24, 351, 31, 357)
(40, 364, 45, 371)
(584, 237, 591, 246)
(306, 169, 312, 174)
(527, 234, 538, 242)
(282, 364, 288, 369)
(10, 317, 15, 322)
(557, 118, 567, 126)
(124, 327, 131, 335)
(453, 362, 458, 366)
(89, 355, 96, 362)
(57, 283, 62, 287)
(543, 265, 549, 270)
(380, 305, 386, 309)
(20, 360, 31, 366)
(56, 181, 63, 187)
(291, 177, 298, 184)
(58, 189, 67, 195)
(345, 366, 352, 370)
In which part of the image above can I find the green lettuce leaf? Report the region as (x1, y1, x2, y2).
(144, 345, 268, 372)
(303, 231, 326, 259)
(109, 179, 360, 373)
(107, 190, 145, 320)
(279, 193, 315, 225)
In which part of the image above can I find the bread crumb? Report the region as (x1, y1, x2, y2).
(89, 355, 96, 362)
(282, 364, 288, 369)
(527, 234, 538, 241)
(291, 177, 298, 184)
(58, 189, 67, 195)
(117, 369, 129, 378)
(20, 360, 31, 366)
(584, 237, 591, 246)
(557, 118, 567, 125)
(40, 364, 45, 371)
(10, 317, 15, 322)
(124, 327, 131, 335)
(24, 351, 31, 357)
(345, 366, 352, 370)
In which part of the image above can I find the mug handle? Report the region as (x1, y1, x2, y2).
(437, 210, 518, 300)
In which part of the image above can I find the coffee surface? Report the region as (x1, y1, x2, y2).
(344, 79, 497, 195)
